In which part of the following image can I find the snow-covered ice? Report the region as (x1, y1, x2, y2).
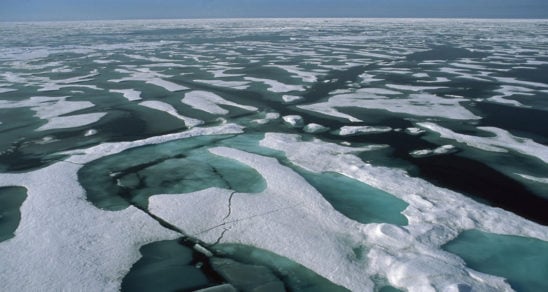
(182, 91, 257, 116)
(149, 140, 548, 292)
(336, 125, 392, 136)
(282, 115, 304, 127)
(418, 122, 548, 164)
(244, 77, 304, 93)
(110, 89, 143, 101)
(299, 92, 479, 122)
(0, 160, 178, 291)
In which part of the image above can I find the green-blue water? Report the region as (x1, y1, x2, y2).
(0, 186, 27, 242)
(443, 229, 548, 292)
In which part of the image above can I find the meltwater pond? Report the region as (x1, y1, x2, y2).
(444, 229, 548, 292)
(1, 18, 548, 291)
(79, 135, 266, 210)
(0, 186, 27, 242)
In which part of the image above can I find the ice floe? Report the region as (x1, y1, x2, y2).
(410, 145, 457, 158)
(194, 79, 250, 90)
(303, 123, 329, 133)
(266, 65, 318, 83)
(244, 77, 304, 93)
(386, 84, 447, 92)
(282, 94, 304, 103)
(111, 68, 188, 92)
(251, 112, 280, 125)
(0, 96, 106, 131)
(0, 161, 178, 291)
(0, 88, 16, 94)
(335, 125, 392, 136)
(282, 115, 304, 127)
(299, 92, 479, 122)
(182, 91, 257, 115)
(37, 112, 107, 131)
(516, 173, 548, 184)
(405, 127, 426, 135)
(418, 122, 548, 164)
(149, 140, 547, 292)
(260, 133, 548, 282)
(139, 100, 203, 128)
(110, 89, 143, 101)
(64, 124, 244, 164)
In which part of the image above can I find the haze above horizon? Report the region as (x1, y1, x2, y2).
(1, 0, 547, 21)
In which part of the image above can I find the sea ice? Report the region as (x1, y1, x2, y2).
(418, 122, 548, 164)
(139, 100, 203, 128)
(282, 115, 304, 127)
(405, 127, 426, 135)
(282, 95, 304, 103)
(410, 145, 457, 158)
(111, 68, 188, 92)
(386, 84, 447, 92)
(244, 77, 304, 93)
(194, 79, 250, 90)
(37, 112, 107, 131)
(303, 123, 329, 133)
(336, 125, 392, 136)
(148, 143, 542, 292)
(182, 91, 257, 115)
(0, 96, 106, 131)
(266, 65, 318, 83)
(110, 89, 143, 101)
(0, 88, 15, 94)
(0, 163, 178, 291)
(299, 92, 479, 121)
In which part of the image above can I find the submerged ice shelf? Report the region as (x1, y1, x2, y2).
(1, 18, 548, 292)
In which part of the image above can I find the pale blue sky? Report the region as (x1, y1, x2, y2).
(1, 0, 547, 21)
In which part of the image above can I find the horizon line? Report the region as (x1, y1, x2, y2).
(2, 16, 548, 23)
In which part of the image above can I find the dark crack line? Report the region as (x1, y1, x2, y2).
(213, 227, 231, 246)
(194, 202, 306, 237)
(223, 191, 237, 221)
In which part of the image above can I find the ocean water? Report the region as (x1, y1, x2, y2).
(0, 19, 547, 291)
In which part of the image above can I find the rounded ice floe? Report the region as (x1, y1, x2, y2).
(303, 123, 329, 133)
(410, 145, 457, 158)
(336, 125, 392, 136)
(84, 129, 98, 137)
(282, 115, 304, 127)
(282, 95, 304, 103)
(251, 112, 280, 125)
(405, 127, 426, 135)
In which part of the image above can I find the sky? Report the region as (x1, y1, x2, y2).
(1, 0, 547, 21)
